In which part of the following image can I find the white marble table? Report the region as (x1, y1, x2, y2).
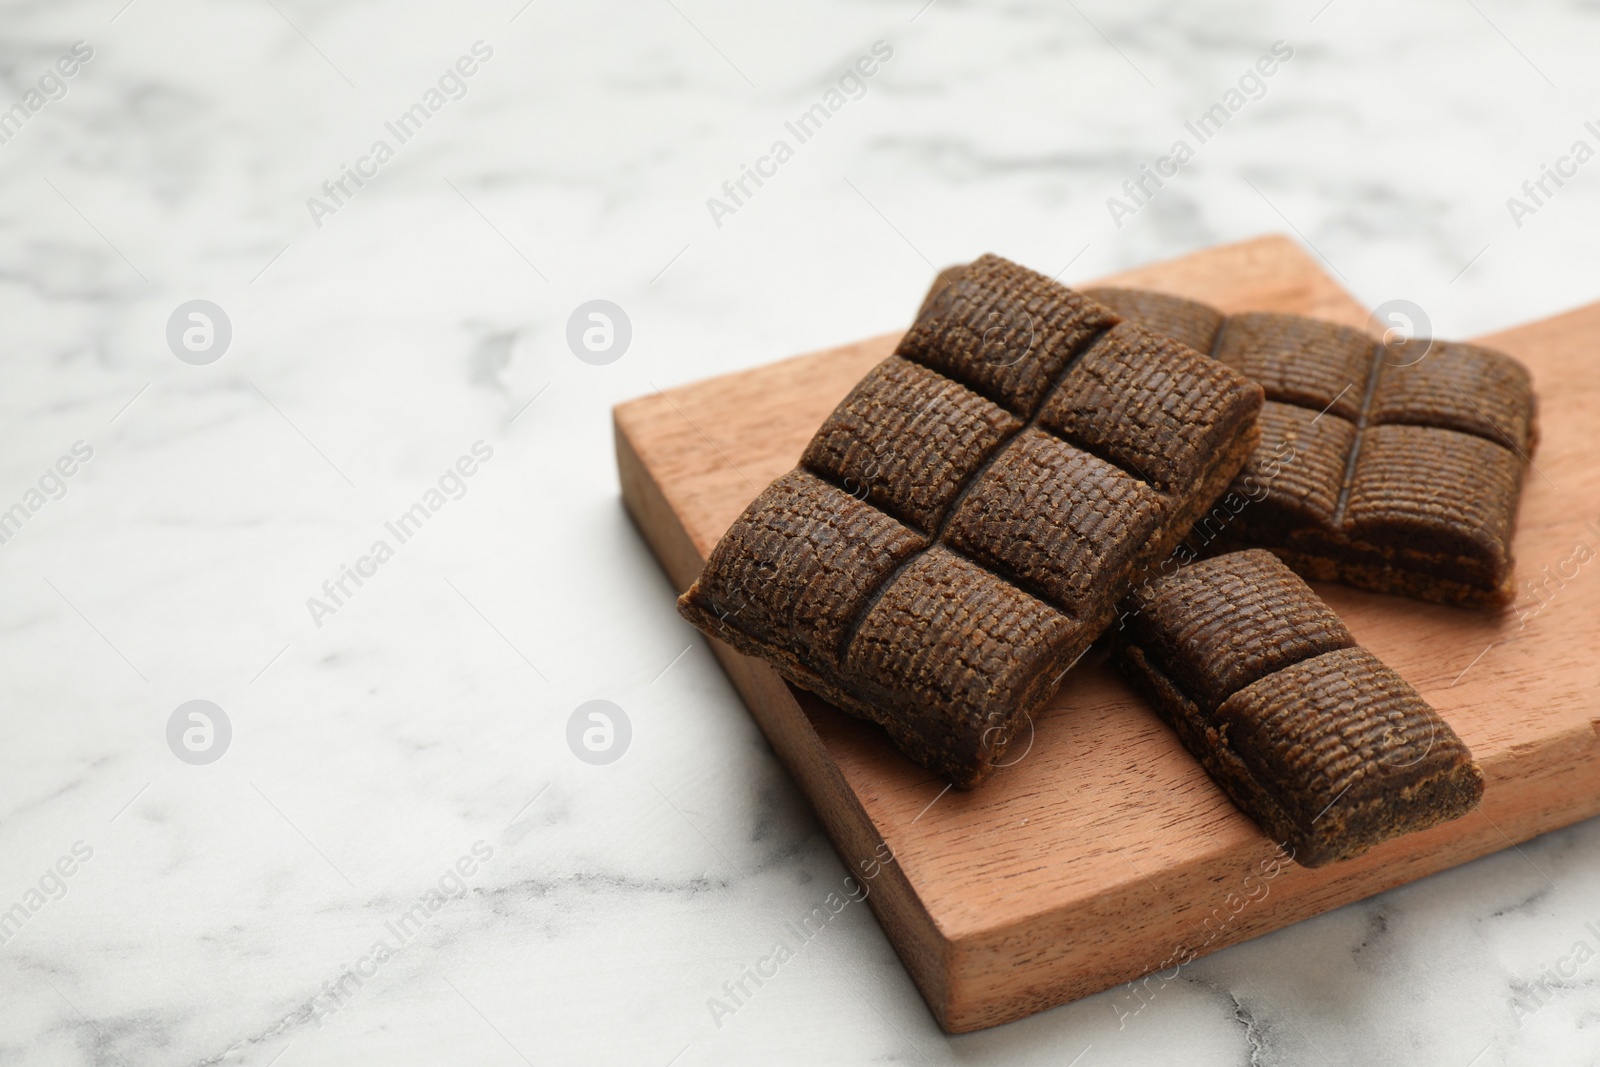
(2, 0, 1599, 1063)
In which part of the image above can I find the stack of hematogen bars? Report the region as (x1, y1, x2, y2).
(678, 253, 1529, 865)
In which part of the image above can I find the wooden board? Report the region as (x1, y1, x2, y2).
(613, 235, 1600, 1033)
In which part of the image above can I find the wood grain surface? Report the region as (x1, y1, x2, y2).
(613, 235, 1600, 1033)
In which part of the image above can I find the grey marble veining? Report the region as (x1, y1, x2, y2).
(2, 0, 1599, 1063)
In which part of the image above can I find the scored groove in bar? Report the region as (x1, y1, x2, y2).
(1329, 321, 1390, 529)
(1086, 287, 1537, 608)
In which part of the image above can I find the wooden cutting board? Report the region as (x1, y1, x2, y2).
(613, 235, 1600, 1033)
